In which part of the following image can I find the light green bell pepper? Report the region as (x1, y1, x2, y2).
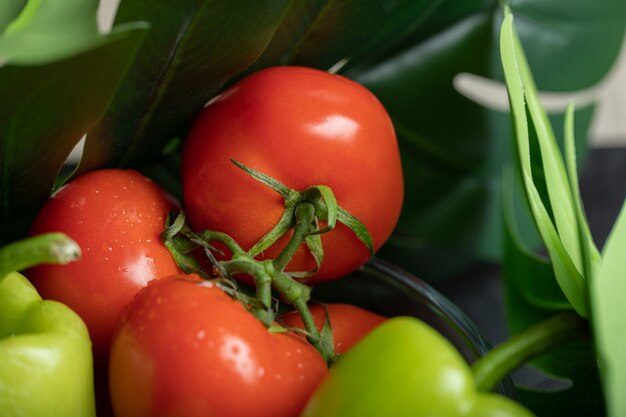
(301, 316, 534, 417)
(0, 233, 96, 417)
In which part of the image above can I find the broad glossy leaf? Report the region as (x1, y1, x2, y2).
(347, 0, 626, 280)
(80, 0, 296, 173)
(287, 0, 441, 70)
(592, 200, 626, 417)
(81, 0, 444, 174)
(0, 0, 147, 242)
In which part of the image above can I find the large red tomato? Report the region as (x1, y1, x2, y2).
(27, 169, 180, 361)
(280, 303, 386, 354)
(181, 66, 403, 283)
(109, 275, 328, 417)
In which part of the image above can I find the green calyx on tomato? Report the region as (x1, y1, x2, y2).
(169, 65, 403, 366)
(163, 154, 383, 366)
(162, 207, 340, 365)
(301, 316, 535, 417)
(0, 234, 96, 417)
(162, 154, 384, 365)
(230, 158, 374, 275)
(181, 66, 404, 285)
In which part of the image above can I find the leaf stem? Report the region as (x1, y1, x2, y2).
(472, 312, 588, 392)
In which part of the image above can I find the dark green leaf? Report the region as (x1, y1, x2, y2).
(0, 2, 147, 242)
(287, 0, 442, 71)
(79, 0, 295, 173)
(348, 0, 625, 279)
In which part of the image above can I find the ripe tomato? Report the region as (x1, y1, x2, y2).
(109, 275, 328, 417)
(27, 169, 180, 361)
(280, 303, 386, 354)
(181, 66, 403, 283)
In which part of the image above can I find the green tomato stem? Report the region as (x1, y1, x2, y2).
(292, 296, 337, 366)
(197, 230, 246, 256)
(272, 268, 337, 365)
(0, 233, 81, 278)
(273, 202, 316, 273)
(472, 312, 587, 392)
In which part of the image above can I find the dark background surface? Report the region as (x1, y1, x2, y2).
(436, 146, 626, 349)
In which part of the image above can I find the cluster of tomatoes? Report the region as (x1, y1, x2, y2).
(26, 66, 404, 417)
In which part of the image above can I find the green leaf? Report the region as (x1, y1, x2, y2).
(0, 2, 147, 242)
(500, 11, 587, 316)
(563, 104, 602, 280)
(591, 199, 626, 417)
(503, 180, 604, 417)
(285, 0, 442, 71)
(0, 0, 26, 33)
(0, 0, 102, 64)
(348, 0, 626, 279)
(79, 0, 295, 173)
(503, 168, 570, 310)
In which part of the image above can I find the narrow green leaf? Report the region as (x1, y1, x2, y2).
(513, 29, 584, 274)
(503, 179, 604, 417)
(503, 168, 570, 309)
(563, 104, 602, 281)
(592, 199, 626, 417)
(500, 10, 587, 316)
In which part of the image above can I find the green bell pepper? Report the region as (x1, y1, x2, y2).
(301, 316, 534, 417)
(0, 233, 96, 417)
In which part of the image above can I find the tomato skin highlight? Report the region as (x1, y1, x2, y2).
(182, 66, 403, 283)
(280, 303, 386, 354)
(109, 276, 328, 417)
(26, 169, 180, 361)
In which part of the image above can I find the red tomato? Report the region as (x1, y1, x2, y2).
(109, 275, 328, 417)
(27, 169, 180, 361)
(181, 66, 403, 283)
(280, 303, 386, 354)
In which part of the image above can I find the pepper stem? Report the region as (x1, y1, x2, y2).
(0, 233, 81, 278)
(471, 312, 587, 392)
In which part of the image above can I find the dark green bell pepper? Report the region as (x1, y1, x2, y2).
(0, 233, 96, 417)
(301, 316, 534, 417)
